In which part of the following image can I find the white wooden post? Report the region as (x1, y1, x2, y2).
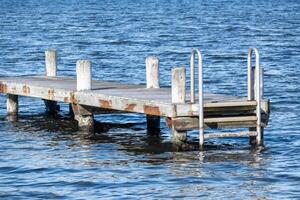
(76, 60, 92, 91)
(73, 60, 94, 134)
(146, 56, 160, 133)
(45, 49, 57, 77)
(172, 67, 186, 103)
(44, 49, 59, 114)
(171, 67, 187, 143)
(7, 94, 18, 121)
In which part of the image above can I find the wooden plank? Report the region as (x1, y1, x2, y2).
(205, 116, 257, 123)
(167, 115, 269, 131)
(0, 76, 260, 105)
(0, 80, 176, 117)
(204, 131, 257, 139)
(176, 100, 269, 117)
(74, 90, 176, 117)
(0, 76, 144, 91)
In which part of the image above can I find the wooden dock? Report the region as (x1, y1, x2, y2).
(0, 48, 270, 150)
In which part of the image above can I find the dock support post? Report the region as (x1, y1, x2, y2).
(44, 49, 59, 114)
(71, 104, 94, 133)
(146, 56, 160, 133)
(7, 94, 18, 121)
(74, 60, 94, 135)
(171, 67, 187, 144)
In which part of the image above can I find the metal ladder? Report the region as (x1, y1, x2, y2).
(189, 48, 263, 148)
(247, 48, 263, 145)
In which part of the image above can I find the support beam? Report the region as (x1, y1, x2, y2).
(171, 67, 187, 143)
(7, 94, 18, 121)
(44, 49, 59, 114)
(145, 56, 160, 134)
(74, 60, 94, 135)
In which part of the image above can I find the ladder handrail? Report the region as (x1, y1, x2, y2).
(247, 48, 262, 145)
(247, 48, 260, 100)
(190, 48, 204, 147)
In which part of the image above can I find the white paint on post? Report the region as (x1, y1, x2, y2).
(45, 49, 57, 77)
(172, 67, 186, 103)
(44, 49, 59, 114)
(171, 67, 187, 143)
(146, 56, 160, 133)
(146, 56, 160, 89)
(75, 60, 94, 134)
(76, 60, 92, 91)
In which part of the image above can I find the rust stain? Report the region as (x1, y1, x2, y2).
(188, 104, 194, 116)
(144, 105, 160, 116)
(0, 84, 7, 93)
(174, 120, 190, 128)
(64, 92, 77, 103)
(48, 89, 55, 100)
(125, 104, 136, 112)
(71, 104, 79, 112)
(99, 100, 112, 109)
(165, 117, 172, 128)
(22, 85, 30, 94)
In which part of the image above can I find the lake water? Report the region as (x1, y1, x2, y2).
(0, 0, 299, 199)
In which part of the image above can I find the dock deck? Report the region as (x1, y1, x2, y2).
(0, 76, 268, 117)
(0, 48, 270, 150)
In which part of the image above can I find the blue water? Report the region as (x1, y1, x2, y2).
(0, 0, 300, 199)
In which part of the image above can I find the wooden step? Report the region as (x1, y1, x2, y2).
(167, 115, 264, 131)
(176, 100, 270, 117)
(204, 116, 257, 123)
(204, 131, 257, 139)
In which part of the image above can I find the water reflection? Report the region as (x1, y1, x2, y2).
(2, 113, 268, 165)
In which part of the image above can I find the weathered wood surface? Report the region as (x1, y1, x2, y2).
(166, 114, 269, 131)
(0, 76, 269, 119)
(7, 94, 18, 115)
(204, 131, 257, 139)
(171, 67, 187, 143)
(145, 56, 160, 133)
(73, 60, 94, 133)
(45, 49, 57, 77)
(44, 49, 59, 114)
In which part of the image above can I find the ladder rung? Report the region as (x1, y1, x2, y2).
(204, 116, 257, 123)
(204, 131, 257, 139)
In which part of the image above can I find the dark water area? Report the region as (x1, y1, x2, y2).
(0, 0, 300, 199)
